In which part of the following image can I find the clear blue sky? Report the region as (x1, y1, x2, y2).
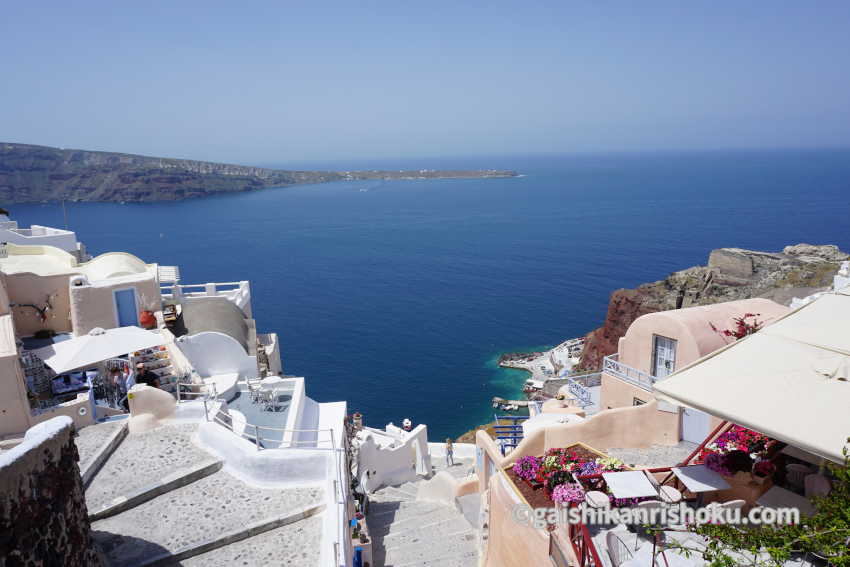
(2, 1, 849, 165)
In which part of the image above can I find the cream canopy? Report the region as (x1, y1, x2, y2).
(654, 292, 850, 464)
(33, 326, 166, 374)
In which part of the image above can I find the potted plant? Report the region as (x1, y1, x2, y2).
(139, 309, 157, 329)
(751, 460, 776, 485)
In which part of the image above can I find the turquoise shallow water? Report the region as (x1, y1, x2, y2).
(11, 149, 850, 439)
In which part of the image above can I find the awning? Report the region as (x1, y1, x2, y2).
(32, 326, 167, 374)
(654, 293, 850, 464)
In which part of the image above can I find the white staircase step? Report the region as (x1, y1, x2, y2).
(85, 423, 215, 514)
(368, 500, 442, 523)
(76, 420, 128, 487)
(369, 507, 459, 537)
(393, 549, 479, 567)
(383, 516, 474, 547)
(91, 470, 323, 566)
(382, 530, 477, 566)
(372, 486, 417, 502)
(178, 513, 323, 567)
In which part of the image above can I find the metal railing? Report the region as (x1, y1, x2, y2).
(602, 354, 657, 392)
(175, 379, 217, 403)
(202, 399, 346, 566)
(542, 371, 600, 399)
(565, 378, 595, 408)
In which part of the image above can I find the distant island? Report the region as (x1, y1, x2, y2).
(0, 142, 518, 203)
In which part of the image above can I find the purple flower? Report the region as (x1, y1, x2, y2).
(704, 452, 733, 477)
(513, 456, 541, 481)
(552, 482, 586, 505)
(579, 461, 602, 476)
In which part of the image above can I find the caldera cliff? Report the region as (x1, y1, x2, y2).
(0, 142, 518, 203)
(578, 244, 849, 370)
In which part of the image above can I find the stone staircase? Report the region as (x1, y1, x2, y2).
(76, 418, 325, 567)
(366, 457, 480, 567)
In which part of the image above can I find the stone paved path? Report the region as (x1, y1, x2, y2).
(366, 457, 479, 567)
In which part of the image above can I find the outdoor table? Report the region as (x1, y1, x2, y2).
(756, 485, 816, 517)
(603, 471, 659, 499)
(671, 465, 731, 506)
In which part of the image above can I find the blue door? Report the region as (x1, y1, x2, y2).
(114, 289, 138, 327)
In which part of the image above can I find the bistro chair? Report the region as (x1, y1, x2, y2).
(585, 490, 611, 509)
(786, 463, 814, 492)
(804, 473, 831, 499)
(605, 531, 634, 567)
(645, 470, 683, 504)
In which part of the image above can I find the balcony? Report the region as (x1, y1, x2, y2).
(602, 353, 657, 392)
(161, 281, 252, 317)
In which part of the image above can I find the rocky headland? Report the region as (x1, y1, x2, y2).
(577, 244, 849, 370)
(0, 142, 518, 203)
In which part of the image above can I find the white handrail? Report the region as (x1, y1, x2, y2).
(602, 354, 656, 391)
(207, 405, 346, 565)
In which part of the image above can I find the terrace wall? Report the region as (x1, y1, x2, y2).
(499, 400, 677, 468)
(5, 272, 73, 336)
(0, 416, 101, 566)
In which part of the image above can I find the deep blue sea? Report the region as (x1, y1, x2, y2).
(11, 149, 850, 439)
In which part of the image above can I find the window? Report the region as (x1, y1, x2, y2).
(651, 335, 677, 378)
(633, 397, 646, 406)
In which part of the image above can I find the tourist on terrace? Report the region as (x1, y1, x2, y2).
(134, 362, 160, 389)
(445, 438, 454, 466)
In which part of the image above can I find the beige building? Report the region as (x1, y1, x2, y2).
(599, 297, 790, 444)
(0, 244, 164, 439)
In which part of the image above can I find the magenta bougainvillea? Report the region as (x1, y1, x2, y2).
(710, 313, 764, 341)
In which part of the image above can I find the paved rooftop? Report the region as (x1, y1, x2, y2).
(605, 442, 699, 469)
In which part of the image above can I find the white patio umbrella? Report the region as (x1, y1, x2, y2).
(32, 326, 167, 374)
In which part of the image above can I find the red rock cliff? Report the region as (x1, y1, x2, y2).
(578, 244, 848, 370)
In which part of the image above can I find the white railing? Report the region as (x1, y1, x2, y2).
(602, 354, 657, 391)
(8, 225, 75, 237)
(565, 377, 596, 407)
(161, 281, 252, 314)
(204, 402, 346, 566)
(175, 378, 217, 404)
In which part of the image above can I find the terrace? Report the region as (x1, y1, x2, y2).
(602, 354, 657, 392)
(501, 427, 838, 567)
(161, 280, 252, 317)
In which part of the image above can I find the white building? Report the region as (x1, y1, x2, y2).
(0, 211, 88, 261)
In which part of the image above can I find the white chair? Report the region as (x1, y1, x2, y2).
(585, 490, 610, 509)
(605, 531, 634, 567)
(786, 463, 814, 492)
(706, 499, 746, 524)
(804, 473, 831, 499)
(645, 471, 683, 504)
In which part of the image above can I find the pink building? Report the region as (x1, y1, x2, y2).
(600, 298, 790, 444)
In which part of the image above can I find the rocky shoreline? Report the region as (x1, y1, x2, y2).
(460, 244, 849, 440)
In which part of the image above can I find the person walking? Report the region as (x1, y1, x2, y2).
(445, 438, 454, 467)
